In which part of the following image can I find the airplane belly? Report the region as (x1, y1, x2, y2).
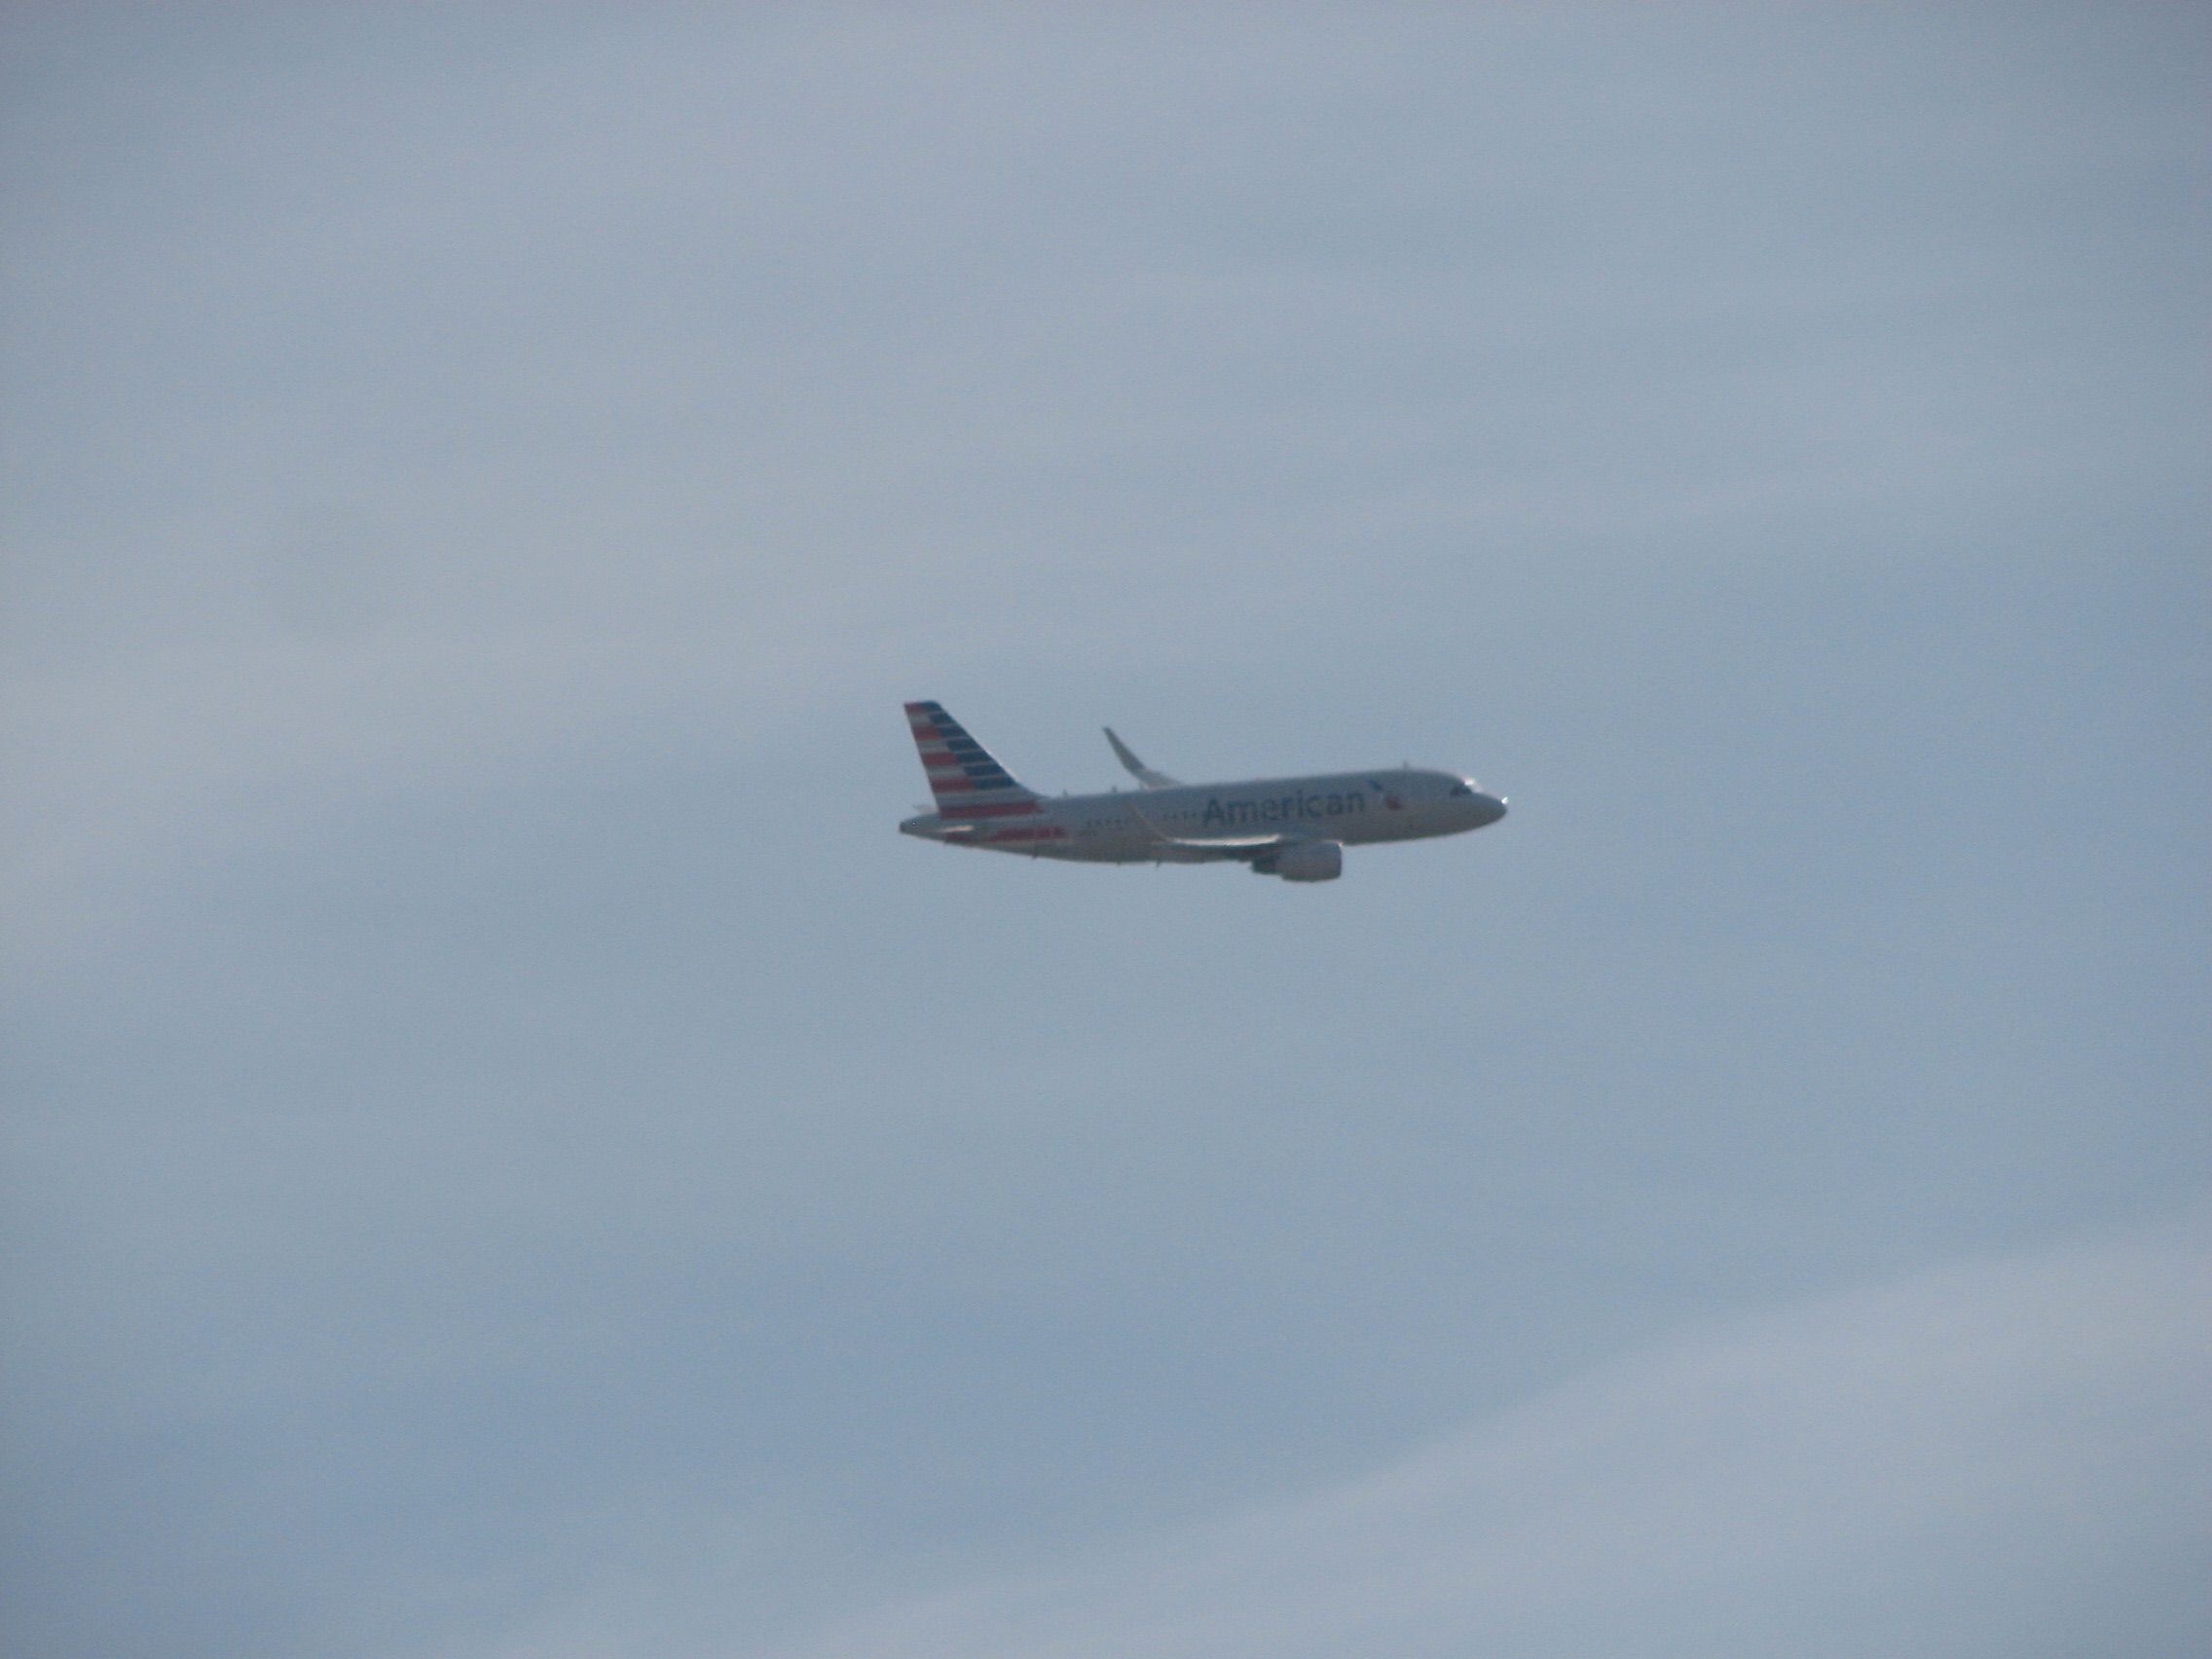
(1053, 807, 1148, 863)
(1104, 822, 1164, 862)
(1336, 803, 1446, 844)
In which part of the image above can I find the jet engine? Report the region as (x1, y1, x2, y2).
(1270, 839, 1344, 883)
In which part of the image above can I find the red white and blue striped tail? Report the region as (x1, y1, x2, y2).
(904, 701, 1043, 820)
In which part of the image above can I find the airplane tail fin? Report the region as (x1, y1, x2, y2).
(903, 702, 1041, 818)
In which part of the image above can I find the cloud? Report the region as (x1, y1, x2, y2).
(3, 0, 2198, 1265)
(5, 14, 2204, 1657)
(9, 4, 2201, 950)
(0, 612, 844, 954)
(424, 1211, 2211, 1659)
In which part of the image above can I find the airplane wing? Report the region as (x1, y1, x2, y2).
(1104, 727, 1182, 790)
(1126, 800, 1305, 862)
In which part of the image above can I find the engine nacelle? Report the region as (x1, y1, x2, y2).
(1272, 839, 1344, 883)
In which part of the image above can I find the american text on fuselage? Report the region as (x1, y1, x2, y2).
(897, 702, 1506, 883)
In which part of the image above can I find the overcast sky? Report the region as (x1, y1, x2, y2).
(4, 7, 2207, 1657)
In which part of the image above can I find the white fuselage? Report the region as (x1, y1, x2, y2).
(901, 767, 1506, 863)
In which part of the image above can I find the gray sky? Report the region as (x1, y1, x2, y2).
(3, 6, 2206, 1656)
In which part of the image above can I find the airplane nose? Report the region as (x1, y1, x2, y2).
(1479, 793, 1507, 827)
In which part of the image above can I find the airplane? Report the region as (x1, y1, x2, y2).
(898, 700, 1506, 882)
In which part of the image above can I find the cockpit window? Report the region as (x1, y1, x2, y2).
(1449, 782, 1474, 796)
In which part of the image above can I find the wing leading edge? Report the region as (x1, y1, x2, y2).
(1125, 799, 1309, 862)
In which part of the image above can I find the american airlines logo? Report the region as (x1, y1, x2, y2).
(1203, 790, 1370, 829)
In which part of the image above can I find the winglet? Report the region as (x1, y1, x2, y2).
(1104, 726, 1180, 790)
